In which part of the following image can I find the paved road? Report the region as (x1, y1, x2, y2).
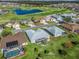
(13, 22, 56, 33)
(16, 24, 54, 32)
(24, 24, 54, 30)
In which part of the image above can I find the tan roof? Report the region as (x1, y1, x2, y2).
(62, 22, 79, 32)
(1, 32, 27, 49)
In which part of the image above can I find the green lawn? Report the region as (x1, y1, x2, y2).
(0, 31, 79, 59)
(13, 33, 79, 59)
(20, 24, 30, 29)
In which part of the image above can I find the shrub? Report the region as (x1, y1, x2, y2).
(44, 50, 49, 54)
(38, 53, 42, 57)
(34, 47, 38, 52)
(58, 49, 67, 56)
(1, 27, 12, 37)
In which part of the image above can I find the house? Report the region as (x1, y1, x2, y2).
(20, 19, 29, 24)
(5, 21, 21, 30)
(1, 32, 27, 59)
(51, 14, 64, 22)
(31, 17, 47, 25)
(43, 15, 53, 22)
(71, 18, 79, 23)
(42, 15, 63, 25)
(25, 29, 50, 43)
(61, 13, 76, 18)
(31, 19, 44, 25)
(0, 2, 20, 7)
(7, 3, 20, 7)
(45, 26, 65, 37)
(13, 29, 23, 34)
(51, 16, 58, 23)
(28, 21, 36, 27)
(5, 22, 12, 28)
(5, 21, 14, 28)
(62, 22, 79, 32)
(13, 22, 20, 30)
(31, 19, 40, 23)
(0, 9, 9, 15)
(40, 19, 48, 25)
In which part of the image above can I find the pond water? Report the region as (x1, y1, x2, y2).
(14, 9, 42, 15)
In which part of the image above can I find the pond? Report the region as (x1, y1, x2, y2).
(14, 9, 43, 15)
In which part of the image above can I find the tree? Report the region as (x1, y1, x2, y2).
(58, 49, 67, 56)
(62, 41, 73, 48)
(68, 34, 73, 38)
(71, 41, 79, 45)
(63, 17, 71, 22)
(38, 53, 42, 57)
(1, 27, 12, 37)
(36, 57, 39, 59)
(44, 50, 49, 54)
(34, 47, 38, 52)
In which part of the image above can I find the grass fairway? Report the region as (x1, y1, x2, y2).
(0, 6, 73, 24)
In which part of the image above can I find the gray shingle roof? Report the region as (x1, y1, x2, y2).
(45, 26, 65, 37)
(25, 29, 49, 43)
